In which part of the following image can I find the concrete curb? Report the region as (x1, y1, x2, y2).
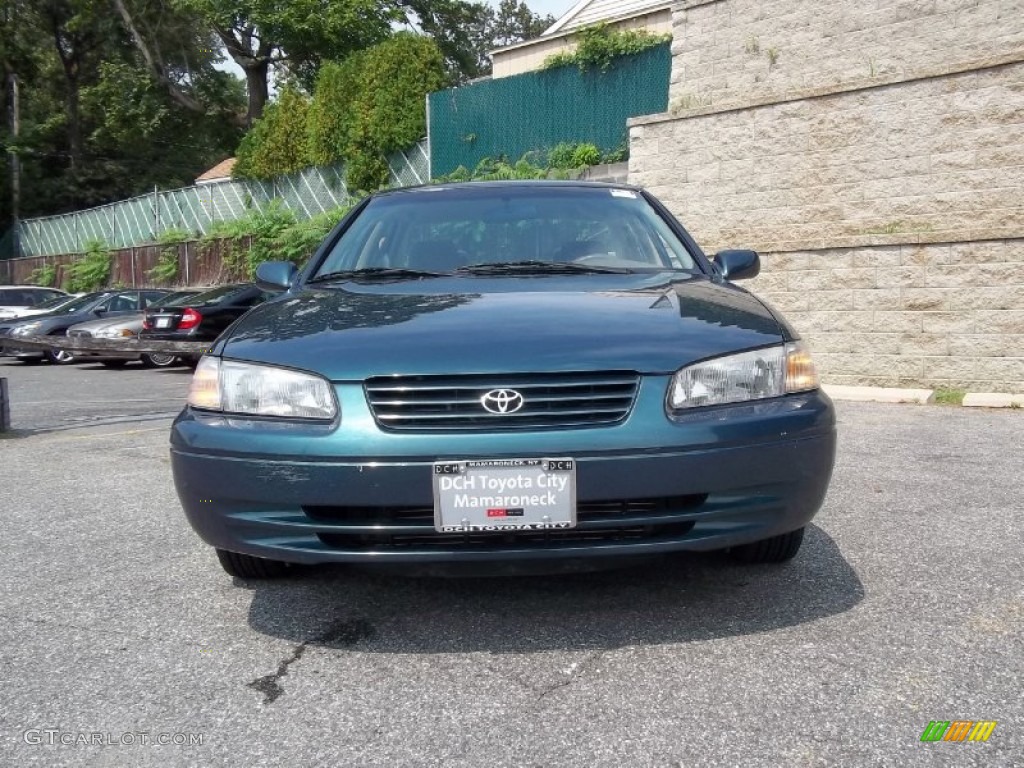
(963, 393, 1024, 409)
(823, 384, 934, 404)
(821, 384, 1024, 409)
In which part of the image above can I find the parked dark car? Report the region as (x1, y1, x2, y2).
(140, 284, 278, 364)
(1, 289, 170, 364)
(170, 181, 837, 580)
(67, 289, 200, 368)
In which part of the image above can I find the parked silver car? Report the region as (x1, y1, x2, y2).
(67, 289, 200, 368)
(0, 286, 70, 319)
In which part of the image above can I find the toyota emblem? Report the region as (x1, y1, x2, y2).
(480, 389, 525, 414)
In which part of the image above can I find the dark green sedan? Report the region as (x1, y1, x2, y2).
(171, 182, 836, 579)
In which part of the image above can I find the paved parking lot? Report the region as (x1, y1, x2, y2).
(0, 358, 1021, 767)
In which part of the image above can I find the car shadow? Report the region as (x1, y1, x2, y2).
(243, 524, 863, 653)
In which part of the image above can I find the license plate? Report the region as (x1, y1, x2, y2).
(155, 317, 171, 328)
(433, 458, 576, 533)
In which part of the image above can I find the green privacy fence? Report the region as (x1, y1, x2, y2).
(427, 43, 670, 177)
(7, 140, 429, 259)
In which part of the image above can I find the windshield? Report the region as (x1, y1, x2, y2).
(33, 294, 76, 310)
(313, 186, 699, 278)
(152, 290, 199, 309)
(168, 285, 246, 306)
(52, 293, 108, 314)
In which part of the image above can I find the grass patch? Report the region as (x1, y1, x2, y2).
(933, 387, 966, 406)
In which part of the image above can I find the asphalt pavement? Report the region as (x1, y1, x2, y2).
(0, 357, 1020, 767)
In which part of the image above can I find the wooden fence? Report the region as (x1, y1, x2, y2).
(0, 237, 254, 289)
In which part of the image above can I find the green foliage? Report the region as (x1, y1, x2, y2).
(436, 153, 563, 182)
(66, 240, 113, 292)
(234, 87, 311, 180)
(933, 388, 967, 406)
(203, 201, 349, 277)
(148, 228, 192, 284)
(157, 227, 193, 246)
(29, 264, 58, 288)
(305, 34, 451, 192)
(600, 139, 630, 164)
(542, 23, 671, 73)
(148, 249, 180, 284)
(547, 142, 602, 169)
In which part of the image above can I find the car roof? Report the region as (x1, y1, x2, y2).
(371, 179, 643, 200)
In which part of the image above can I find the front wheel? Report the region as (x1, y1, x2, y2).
(46, 348, 75, 365)
(729, 527, 805, 563)
(215, 549, 292, 579)
(140, 353, 177, 368)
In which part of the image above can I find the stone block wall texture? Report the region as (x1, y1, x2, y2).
(629, 0, 1024, 391)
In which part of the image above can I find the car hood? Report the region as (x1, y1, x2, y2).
(0, 306, 55, 320)
(69, 313, 144, 333)
(219, 274, 785, 379)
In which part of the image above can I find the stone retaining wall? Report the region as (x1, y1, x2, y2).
(628, 0, 1024, 391)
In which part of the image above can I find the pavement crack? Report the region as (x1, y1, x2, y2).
(248, 644, 307, 704)
(247, 618, 376, 704)
(535, 649, 606, 701)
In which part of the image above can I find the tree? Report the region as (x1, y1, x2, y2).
(1, 0, 241, 232)
(116, 0, 397, 126)
(400, 0, 555, 81)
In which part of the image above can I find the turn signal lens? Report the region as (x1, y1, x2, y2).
(187, 356, 222, 410)
(785, 341, 819, 393)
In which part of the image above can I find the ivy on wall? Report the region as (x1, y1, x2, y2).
(542, 23, 671, 73)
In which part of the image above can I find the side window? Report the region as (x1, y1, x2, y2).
(141, 292, 165, 308)
(108, 293, 140, 312)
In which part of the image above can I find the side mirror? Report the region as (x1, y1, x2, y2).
(712, 249, 760, 281)
(256, 261, 299, 291)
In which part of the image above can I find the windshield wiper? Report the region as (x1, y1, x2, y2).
(453, 260, 633, 275)
(308, 267, 448, 283)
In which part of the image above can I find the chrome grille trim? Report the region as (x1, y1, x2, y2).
(365, 371, 640, 431)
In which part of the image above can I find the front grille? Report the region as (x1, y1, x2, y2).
(67, 329, 91, 338)
(304, 495, 706, 552)
(364, 371, 640, 431)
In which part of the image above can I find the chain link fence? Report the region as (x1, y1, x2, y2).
(427, 44, 669, 177)
(8, 140, 430, 259)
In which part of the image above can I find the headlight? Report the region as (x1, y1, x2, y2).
(95, 327, 135, 338)
(188, 356, 337, 420)
(12, 322, 43, 336)
(667, 341, 819, 411)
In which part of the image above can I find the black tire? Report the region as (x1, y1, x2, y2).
(215, 548, 291, 579)
(730, 527, 805, 563)
(46, 348, 75, 365)
(141, 353, 177, 368)
(101, 360, 129, 369)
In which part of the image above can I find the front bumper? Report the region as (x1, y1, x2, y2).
(170, 383, 836, 564)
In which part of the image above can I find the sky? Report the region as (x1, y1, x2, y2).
(526, 0, 576, 20)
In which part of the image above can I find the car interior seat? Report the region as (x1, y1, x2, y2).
(407, 240, 471, 272)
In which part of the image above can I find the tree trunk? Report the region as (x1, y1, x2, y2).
(65, 74, 82, 170)
(244, 61, 270, 126)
